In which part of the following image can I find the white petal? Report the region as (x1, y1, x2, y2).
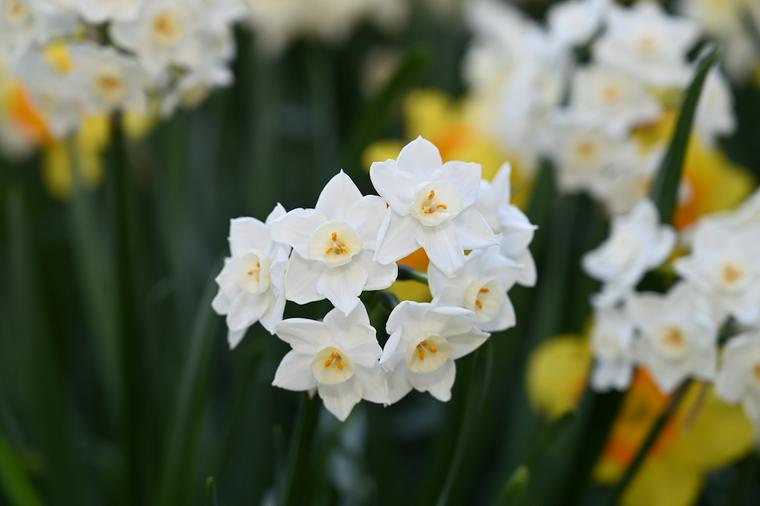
(416, 223, 465, 276)
(481, 297, 516, 332)
(317, 261, 369, 314)
(318, 377, 363, 421)
(259, 293, 286, 334)
(433, 161, 482, 207)
(347, 195, 388, 248)
(363, 256, 398, 291)
(270, 209, 326, 257)
(447, 329, 490, 360)
(315, 171, 364, 220)
(355, 365, 388, 404)
(227, 327, 248, 349)
(284, 254, 324, 305)
(408, 360, 456, 401)
(397, 136, 443, 178)
(272, 351, 317, 391)
(385, 301, 429, 336)
(427, 306, 477, 337)
(453, 208, 497, 250)
(230, 217, 270, 256)
(380, 330, 404, 368)
(334, 324, 381, 368)
(227, 293, 270, 332)
(274, 319, 332, 355)
(374, 211, 421, 265)
(212, 290, 232, 315)
(512, 249, 537, 287)
(370, 160, 418, 214)
(265, 203, 288, 224)
(385, 365, 413, 404)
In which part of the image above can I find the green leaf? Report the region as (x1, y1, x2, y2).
(648, 46, 720, 224)
(497, 466, 529, 506)
(0, 435, 42, 506)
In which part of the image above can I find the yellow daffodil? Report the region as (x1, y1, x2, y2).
(527, 335, 754, 506)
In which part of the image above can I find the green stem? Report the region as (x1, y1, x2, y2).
(397, 265, 429, 285)
(281, 394, 321, 506)
(604, 381, 691, 505)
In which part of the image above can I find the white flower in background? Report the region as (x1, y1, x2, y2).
(694, 68, 736, 146)
(159, 65, 232, 117)
(68, 43, 149, 115)
(242, 0, 302, 55)
(563, 65, 661, 137)
(380, 301, 488, 403)
(271, 171, 396, 315)
(110, 0, 204, 76)
(675, 221, 760, 325)
(547, 0, 609, 48)
(594, 2, 699, 87)
(196, 0, 245, 31)
(629, 282, 719, 394)
(583, 199, 675, 306)
(73, 0, 142, 23)
(677, 0, 760, 82)
(597, 149, 663, 215)
(474, 163, 537, 287)
(212, 204, 291, 349)
(716, 333, 760, 426)
(371, 136, 496, 276)
(13, 49, 79, 137)
(272, 304, 386, 421)
(589, 304, 635, 392)
(0, 0, 38, 57)
(428, 246, 519, 332)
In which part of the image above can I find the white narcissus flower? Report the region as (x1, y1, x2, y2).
(380, 301, 489, 403)
(428, 246, 519, 332)
(272, 304, 386, 421)
(474, 163, 537, 287)
(563, 65, 662, 137)
(715, 333, 760, 426)
(594, 2, 699, 87)
(271, 171, 396, 315)
(589, 305, 634, 392)
(73, 0, 142, 23)
(583, 199, 675, 306)
(110, 0, 203, 76)
(0, 0, 38, 57)
(629, 282, 719, 394)
(371, 136, 497, 276)
(694, 68, 736, 146)
(212, 204, 291, 349)
(675, 221, 760, 325)
(68, 43, 149, 115)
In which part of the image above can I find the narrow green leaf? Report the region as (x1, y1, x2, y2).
(0, 436, 42, 506)
(649, 46, 720, 224)
(344, 47, 429, 179)
(497, 466, 529, 506)
(280, 394, 321, 506)
(205, 477, 219, 506)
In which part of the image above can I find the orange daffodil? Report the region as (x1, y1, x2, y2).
(213, 137, 535, 421)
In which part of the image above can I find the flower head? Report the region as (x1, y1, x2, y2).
(716, 333, 760, 427)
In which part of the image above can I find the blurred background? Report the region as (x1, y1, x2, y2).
(2, 0, 760, 505)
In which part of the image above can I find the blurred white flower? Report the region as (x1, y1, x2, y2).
(694, 68, 736, 146)
(629, 282, 719, 394)
(380, 301, 488, 403)
(212, 204, 291, 349)
(583, 199, 675, 306)
(590, 304, 635, 392)
(271, 171, 396, 315)
(547, 0, 608, 48)
(675, 221, 760, 325)
(68, 43, 149, 115)
(594, 2, 699, 87)
(715, 333, 760, 426)
(563, 64, 661, 137)
(428, 246, 519, 332)
(371, 136, 496, 276)
(73, 0, 142, 23)
(0, 0, 38, 57)
(474, 163, 537, 287)
(273, 304, 386, 421)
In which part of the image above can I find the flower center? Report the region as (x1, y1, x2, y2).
(600, 83, 622, 106)
(655, 325, 687, 359)
(94, 71, 125, 103)
(307, 220, 362, 267)
(719, 261, 747, 289)
(636, 33, 658, 56)
(406, 335, 451, 373)
(464, 278, 504, 323)
(5, 1, 28, 22)
(151, 11, 182, 44)
(312, 347, 354, 385)
(237, 252, 271, 294)
(412, 182, 463, 226)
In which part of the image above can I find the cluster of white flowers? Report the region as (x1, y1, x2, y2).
(463, 0, 736, 215)
(0, 0, 246, 139)
(583, 192, 760, 429)
(243, 0, 408, 56)
(212, 137, 536, 420)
